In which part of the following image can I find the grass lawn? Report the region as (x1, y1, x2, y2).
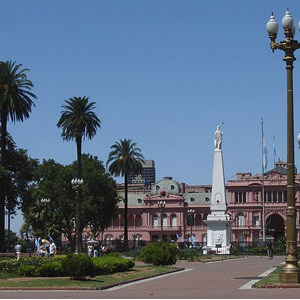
(0, 265, 179, 290)
(254, 265, 300, 288)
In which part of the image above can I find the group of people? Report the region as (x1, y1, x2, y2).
(87, 243, 110, 257)
(34, 237, 57, 257)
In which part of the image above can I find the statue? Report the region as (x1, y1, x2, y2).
(214, 125, 223, 150)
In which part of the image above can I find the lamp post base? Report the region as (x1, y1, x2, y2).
(280, 264, 300, 283)
(279, 271, 300, 283)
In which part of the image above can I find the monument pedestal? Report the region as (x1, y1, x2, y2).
(204, 214, 233, 254)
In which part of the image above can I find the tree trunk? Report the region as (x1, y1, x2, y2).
(0, 111, 8, 252)
(75, 136, 82, 253)
(124, 173, 128, 251)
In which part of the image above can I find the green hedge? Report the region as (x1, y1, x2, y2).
(93, 255, 135, 274)
(0, 254, 135, 279)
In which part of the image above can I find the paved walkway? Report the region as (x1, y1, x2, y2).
(0, 256, 299, 299)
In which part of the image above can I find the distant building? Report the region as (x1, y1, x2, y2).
(127, 160, 156, 185)
(97, 161, 300, 245)
(62, 160, 300, 248)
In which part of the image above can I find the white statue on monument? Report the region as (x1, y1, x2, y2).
(214, 125, 223, 150)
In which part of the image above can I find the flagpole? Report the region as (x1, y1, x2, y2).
(261, 118, 266, 242)
(273, 135, 276, 168)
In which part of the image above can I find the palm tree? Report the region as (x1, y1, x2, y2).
(0, 61, 37, 252)
(106, 139, 144, 250)
(57, 96, 101, 253)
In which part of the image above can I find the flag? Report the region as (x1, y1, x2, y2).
(263, 134, 268, 171)
(273, 135, 276, 162)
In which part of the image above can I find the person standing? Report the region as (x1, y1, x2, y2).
(49, 241, 57, 256)
(267, 240, 273, 259)
(14, 242, 22, 261)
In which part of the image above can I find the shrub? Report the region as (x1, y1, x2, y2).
(177, 248, 201, 261)
(61, 254, 96, 279)
(18, 264, 40, 277)
(39, 260, 67, 277)
(0, 258, 20, 273)
(139, 241, 179, 266)
(93, 256, 135, 274)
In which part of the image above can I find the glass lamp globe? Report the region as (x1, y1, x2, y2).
(266, 13, 279, 34)
(282, 9, 294, 30)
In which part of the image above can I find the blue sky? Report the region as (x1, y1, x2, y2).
(3, 0, 300, 232)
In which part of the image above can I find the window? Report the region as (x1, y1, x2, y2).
(235, 192, 246, 203)
(152, 215, 158, 227)
(170, 215, 177, 227)
(136, 215, 142, 227)
(163, 214, 167, 227)
(253, 216, 259, 227)
(238, 213, 245, 227)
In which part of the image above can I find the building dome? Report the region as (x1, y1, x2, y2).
(150, 176, 181, 196)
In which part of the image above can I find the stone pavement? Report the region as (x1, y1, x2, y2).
(0, 256, 299, 299)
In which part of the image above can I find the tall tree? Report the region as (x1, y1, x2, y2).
(0, 61, 37, 251)
(57, 96, 101, 253)
(106, 139, 144, 250)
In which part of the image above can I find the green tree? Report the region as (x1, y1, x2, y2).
(81, 154, 119, 239)
(0, 60, 37, 251)
(22, 159, 74, 242)
(4, 135, 37, 246)
(106, 139, 144, 250)
(22, 155, 118, 251)
(57, 96, 101, 253)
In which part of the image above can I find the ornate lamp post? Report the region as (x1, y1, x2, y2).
(266, 9, 300, 283)
(187, 209, 195, 247)
(157, 200, 166, 241)
(40, 198, 50, 237)
(71, 178, 84, 254)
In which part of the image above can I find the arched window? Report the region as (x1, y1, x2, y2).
(136, 215, 142, 227)
(152, 215, 158, 227)
(163, 214, 167, 227)
(170, 214, 177, 227)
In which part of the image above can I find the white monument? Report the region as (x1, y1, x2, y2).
(204, 125, 233, 254)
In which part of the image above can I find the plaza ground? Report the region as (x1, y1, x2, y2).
(0, 255, 299, 299)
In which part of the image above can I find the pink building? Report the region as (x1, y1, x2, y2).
(97, 161, 300, 246)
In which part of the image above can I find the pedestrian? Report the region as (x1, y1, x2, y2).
(49, 241, 57, 256)
(14, 242, 22, 261)
(267, 240, 273, 259)
(87, 244, 93, 256)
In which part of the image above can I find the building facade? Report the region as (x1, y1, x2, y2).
(98, 161, 300, 245)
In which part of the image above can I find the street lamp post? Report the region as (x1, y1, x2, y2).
(266, 9, 300, 283)
(71, 178, 84, 254)
(40, 198, 50, 237)
(187, 209, 195, 247)
(157, 201, 166, 241)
